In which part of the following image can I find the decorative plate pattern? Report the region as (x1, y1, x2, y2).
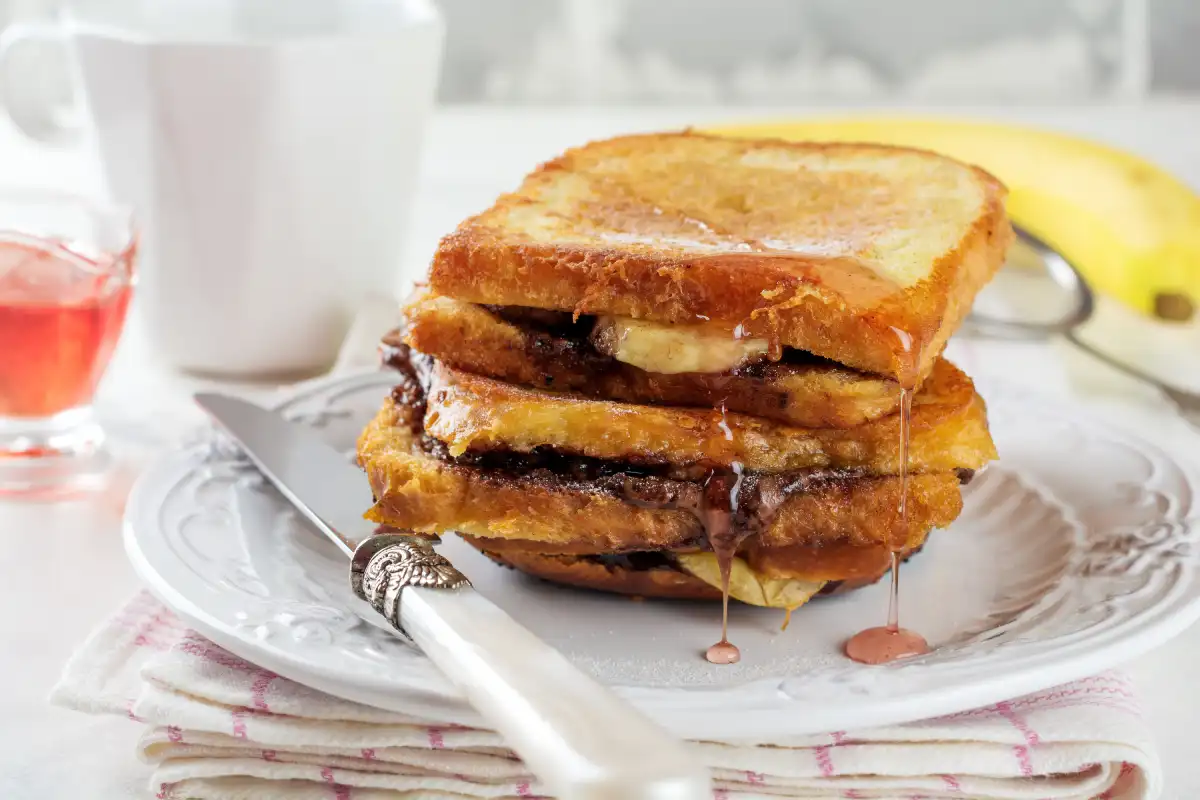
(124, 369, 1200, 739)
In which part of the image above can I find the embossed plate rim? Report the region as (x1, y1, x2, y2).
(123, 368, 1200, 738)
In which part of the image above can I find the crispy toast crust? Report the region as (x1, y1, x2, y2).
(480, 547, 724, 601)
(357, 397, 965, 551)
(398, 292, 902, 428)
(423, 358, 997, 474)
(429, 132, 1013, 383)
(467, 536, 928, 599)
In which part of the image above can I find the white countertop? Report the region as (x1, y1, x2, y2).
(1, 103, 1199, 799)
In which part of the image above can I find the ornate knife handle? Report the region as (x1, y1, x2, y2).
(348, 532, 709, 798)
(350, 533, 471, 639)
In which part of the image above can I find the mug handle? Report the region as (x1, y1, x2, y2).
(0, 22, 83, 146)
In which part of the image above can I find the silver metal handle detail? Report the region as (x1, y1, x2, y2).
(350, 533, 471, 639)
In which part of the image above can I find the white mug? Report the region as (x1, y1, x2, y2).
(0, 0, 444, 377)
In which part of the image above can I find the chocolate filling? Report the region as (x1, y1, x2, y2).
(385, 340, 433, 432)
(386, 303, 858, 387)
(579, 551, 844, 597)
(383, 338, 973, 623)
(386, 339, 951, 486)
(482, 304, 588, 336)
(570, 546, 929, 597)
(581, 551, 675, 572)
(424, 436, 668, 481)
(383, 345, 974, 568)
(387, 342, 973, 497)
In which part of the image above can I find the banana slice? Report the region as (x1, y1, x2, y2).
(591, 316, 769, 374)
(675, 552, 825, 609)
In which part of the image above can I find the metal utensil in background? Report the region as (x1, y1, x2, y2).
(963, 225, 1200, 429)
(194, 393, 711, 800)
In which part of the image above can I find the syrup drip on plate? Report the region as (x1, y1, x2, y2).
(705, 639, 741, 664)
(617, 456, 802, 665)
(702, 462, 746, 664)
(888, 385, 913, 630)
(844, 328, 930, 664)
(700, 403, 746, 664)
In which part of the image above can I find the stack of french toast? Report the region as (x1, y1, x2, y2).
(357, 131, 1010, 617)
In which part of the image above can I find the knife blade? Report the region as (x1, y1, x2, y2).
(194, 393, 374, 555)
(194, 392, 711, 800)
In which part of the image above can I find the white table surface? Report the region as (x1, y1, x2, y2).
(2, 103, 1200, 800)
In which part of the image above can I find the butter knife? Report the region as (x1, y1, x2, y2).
(194, 393, 710, 800)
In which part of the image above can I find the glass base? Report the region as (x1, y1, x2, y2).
(0, 408, 113, 500)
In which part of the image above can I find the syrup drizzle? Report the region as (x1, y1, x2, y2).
(844, 328, 930, 664)
(706, 639, 741, 664)
(618, 460, 811, 665)
(888, 385, 913, 628)
(702, 461, 746, 664)
(620, 399, 755, 664)
(703, 404, 748, 663)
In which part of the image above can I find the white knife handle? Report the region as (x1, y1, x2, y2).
(402, 585, 711, 800)
(349, 534, 709, 799)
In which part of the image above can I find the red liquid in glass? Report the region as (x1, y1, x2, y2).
(0, 237, 131, 419)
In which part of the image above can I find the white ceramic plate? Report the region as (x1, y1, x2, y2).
(125, 369, 1200, 740)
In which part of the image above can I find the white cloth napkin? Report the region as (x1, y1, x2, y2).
(52, 592, 1159, 800)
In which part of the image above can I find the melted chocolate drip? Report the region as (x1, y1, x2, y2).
(700, 466, 746, 559)
(703, 464, 746, 663)
(386, 343, 433, 434)
(619, 461, 789, 664)
(614, 468, 839, 545)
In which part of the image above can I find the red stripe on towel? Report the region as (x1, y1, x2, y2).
(231, 709, 248, 739)
(815, 745, 836, 777)
(250, 670, 276, 711)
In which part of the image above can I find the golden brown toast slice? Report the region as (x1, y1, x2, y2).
(397, 292, 902, 428)
(422, 358, 996, 476)
(429, 132, 1013, 384)
(357, 396, 965, 552)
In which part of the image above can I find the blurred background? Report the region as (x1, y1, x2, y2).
(428, 0, 1186, 104)
(10, 0, 1197, 104)
(0, 0, 1196, 404)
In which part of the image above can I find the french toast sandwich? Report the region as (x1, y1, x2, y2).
(357, 131, 1009, 615)
(396, 293, 903, 428)
(427, 131, 1013, 385)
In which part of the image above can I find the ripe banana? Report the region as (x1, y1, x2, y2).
(673, 552, 825, 610)
(591, 315, 769, 374)
(706, 117, 1200, 322)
